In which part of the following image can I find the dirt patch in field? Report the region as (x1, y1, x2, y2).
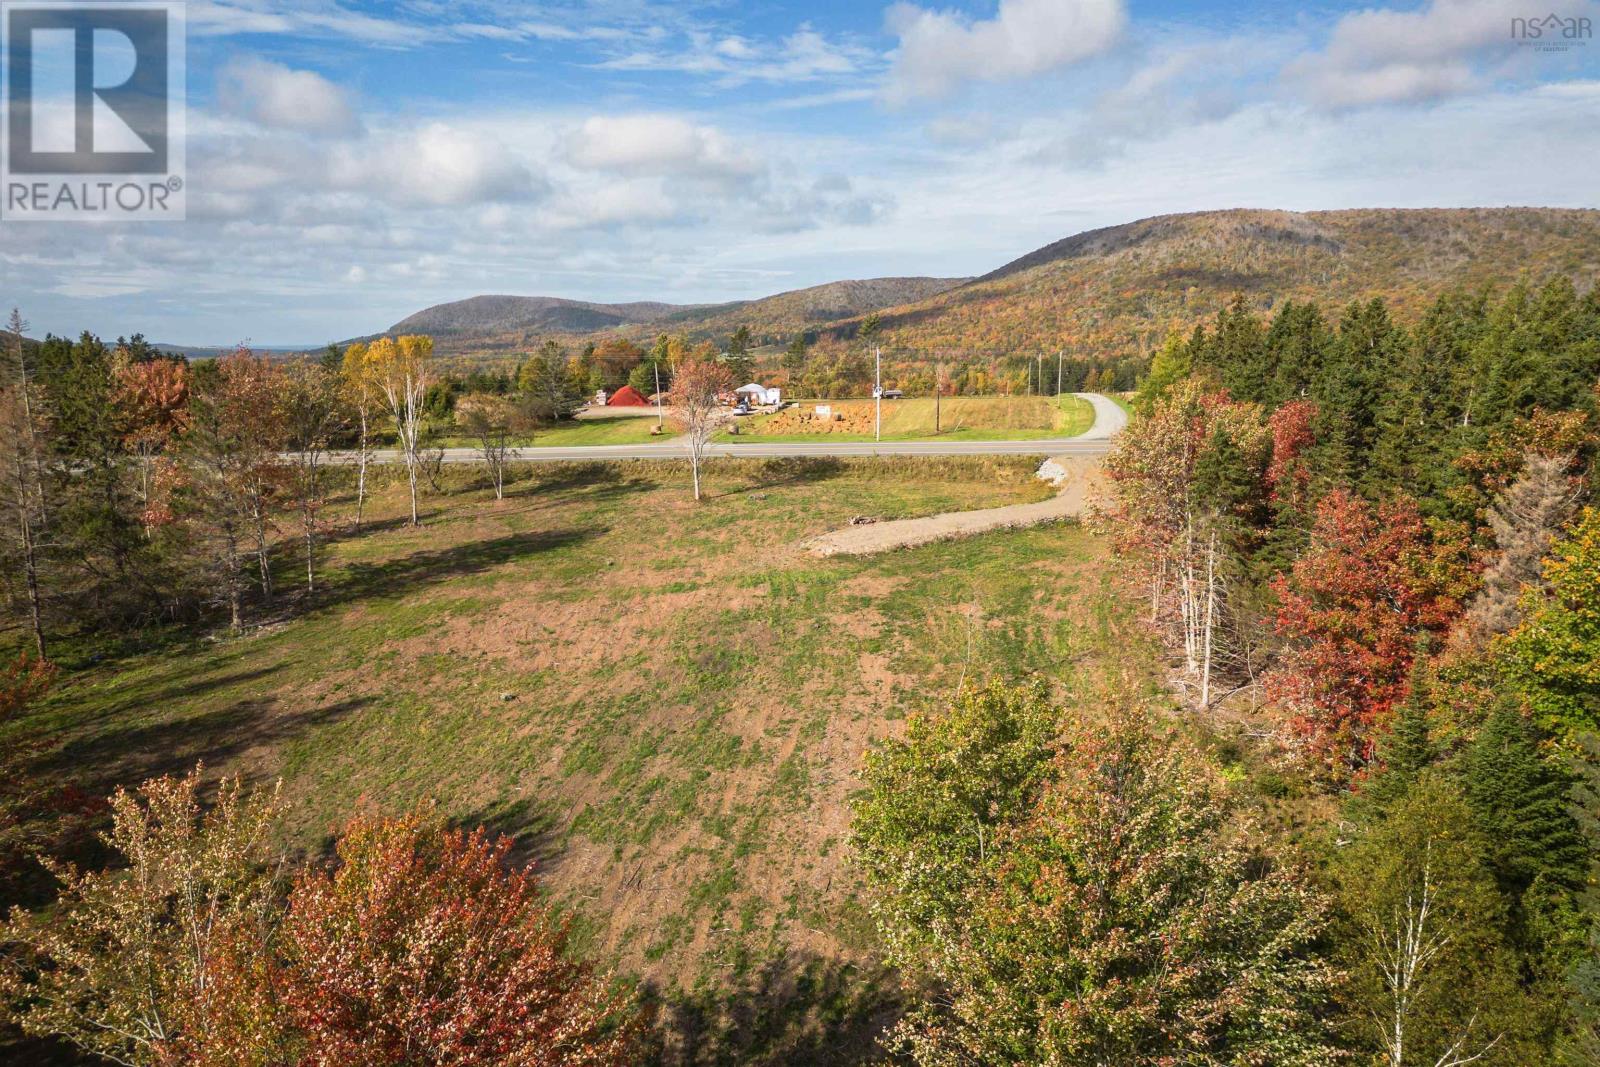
(805, 455, 1108, 557)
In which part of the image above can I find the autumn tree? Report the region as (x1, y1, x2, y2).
(1467, 453, 1583, 640)
(455, 392, 519, 500)
(1104, 379, 1273, 705)
(855, 689, 1339, 1066)
(114, 357, 190, 529)
(0, 309, 50, 658)
(1268, 490, 1472, 773)
(0, 768, 285, 1067)
(339, 342, 379, 531)
(179, 351, 286, 630)
(278, 359, 346, 591)
(668, 359, 734, 501)
(274, 811, 641, 1066)
(1502, 507, 1600, 741)
(365, 334, 434, 526)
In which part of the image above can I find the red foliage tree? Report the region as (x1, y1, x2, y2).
(1265, 398, 1316, 507)
(1267, 490, 1472, 773)
(276, 811, 642, 1066)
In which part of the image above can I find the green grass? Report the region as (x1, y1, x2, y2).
(525, 415, 678, 446)
(720, 394, 1095, 444)
(10, 455, 1155, 1063)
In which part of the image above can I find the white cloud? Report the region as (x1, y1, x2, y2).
(332, 122, 544, 207)
(217, 57, 362, 136)
(884, 0, 1126, 103)
(1286, 0, 1598, 108)
(593, 25, 875, 85)
(190, 0, 433, 46)
(565, 115, 761, 179)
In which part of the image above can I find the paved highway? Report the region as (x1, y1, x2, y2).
(326, 392, 1127, 466)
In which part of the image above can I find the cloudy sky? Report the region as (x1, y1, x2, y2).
(3, 0, 1599, 345)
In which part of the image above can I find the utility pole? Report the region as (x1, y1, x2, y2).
(1036, 354, 1043, 397)
(654, 362, 663, 428)
(1056, 349, 1063, 395)
(874, 345, 882, 443)
(935, 361, 942, 435)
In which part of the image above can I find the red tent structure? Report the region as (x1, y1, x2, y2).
(606, 385, 650, 407)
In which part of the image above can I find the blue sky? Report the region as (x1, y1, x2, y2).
(4, 0, 1599, 344)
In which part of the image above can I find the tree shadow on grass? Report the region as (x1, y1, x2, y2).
(37, 695, 374, 802)
(315, 526, 604, 611)
(642, 951, 901, 1067)
(507, 461, 662, 500)
(448, 793, 563, 870)
(714, 456, 846, 499)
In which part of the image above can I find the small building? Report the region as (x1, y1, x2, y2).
(735, 383, 781, 406)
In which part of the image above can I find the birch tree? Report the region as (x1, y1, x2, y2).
(365, 335, 433, 526)
(278, 360, 345, 591)
(1337, 775, 1520, 1067)
(454, 393, 517, 500)
(1104, 380, 1271, 707)
(339, 342, 377, 530)
(0, 308, 50, 658)
(668, 358, 734, 501)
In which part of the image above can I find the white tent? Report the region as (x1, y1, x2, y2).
(735, 383, 781, 405)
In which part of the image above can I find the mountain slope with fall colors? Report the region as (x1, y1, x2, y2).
(372, 207, 1600, 361)
(828, 207, 1600, 356)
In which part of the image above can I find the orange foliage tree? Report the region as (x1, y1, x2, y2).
(1267, 490, 1474, 774)
(271, 811, 642, 1066)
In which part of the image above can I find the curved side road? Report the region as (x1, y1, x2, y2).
(323, 393, 1128, 465)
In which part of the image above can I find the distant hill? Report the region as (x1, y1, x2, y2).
(362, 208, 1600, 362)
(652, 276, 969, 344)
(380, 278, 966, 355)
(829, 207, 1600, 356)
(385, 295, 705, 341)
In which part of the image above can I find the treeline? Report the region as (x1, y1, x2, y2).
(0, 321, 751, 648)
(775, 330, 1139, 398)
(1066, 278, 1600, 1063)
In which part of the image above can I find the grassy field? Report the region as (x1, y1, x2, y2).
(722, 394, 1094, 443)
(10, 456, 1156, 1063)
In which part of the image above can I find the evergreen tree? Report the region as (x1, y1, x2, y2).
(1312, 299, 1402, 486)
(1356, 648, 1439, 817)
(725, 324, 754, 384)
(1209, 294, 1269, 402)
(781, 333, 808, 381)
(1462, 704, 1587, 912)
(1262, 300, 1333, 406)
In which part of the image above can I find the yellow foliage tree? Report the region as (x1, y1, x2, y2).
(363, 334, 434, 526)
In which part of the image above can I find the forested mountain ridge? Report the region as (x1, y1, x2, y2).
(374, 208, 1599, 361)
(383, 277, 965, 355)
(386, 294, 700, 339)
(844, 207, 1600, 356)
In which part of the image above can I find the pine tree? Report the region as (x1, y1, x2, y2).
(1262, 300, 1333, 406)
(1462, 704, 1587, 911)
(1356, 649, 1439, 818)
